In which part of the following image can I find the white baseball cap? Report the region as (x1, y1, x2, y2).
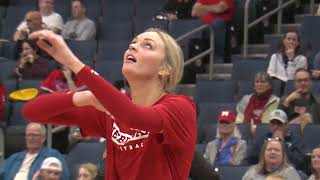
(41, 157, 62, 171)
(270, 109, 288, 123)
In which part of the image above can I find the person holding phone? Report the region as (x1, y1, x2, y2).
(280, 69, 320, 130)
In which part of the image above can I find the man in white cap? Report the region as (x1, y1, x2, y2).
(245, 109, 306, 171)
(31, 157, 62, 180)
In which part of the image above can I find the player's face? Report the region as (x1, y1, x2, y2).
(122, 31, 166, 83)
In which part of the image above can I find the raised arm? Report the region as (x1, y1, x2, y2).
(30, 30, 196, 134)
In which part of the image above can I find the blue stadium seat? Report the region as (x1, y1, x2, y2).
(195, 143, 206, 155)
(18, 80, 41, 89)
(0, 60, 16, 80)
(301, 16, 320, 62)
(8, 101, 28, 126)
(302, 124, 320, 153)
(216, 166, 250, 180)
(67, 40, 97, 62)
(1, 5, 35, 39)
(94, 61, 124, 84)
(66, 141, 105, 180)
(231, 60, 269, 81)
(253, 123, 269, 142)
(195, 80, 236, 103)
(103, 1, 134, 22)
(3, 79, 18, 96)
(97, 40, 129, 62)
(198, 102, 237, 124)
(135, 20, 169, 35)
(83, 0, 101, 20)
(99, 21, 133, 42)
(168, 19, 203, 39)
(136, 1, 165, 20)
(1, 41, 18, 61)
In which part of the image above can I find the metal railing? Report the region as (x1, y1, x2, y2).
(243, 0, 297, 58)
(176, 24, 215, 80)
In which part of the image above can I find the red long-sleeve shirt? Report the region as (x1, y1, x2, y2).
(23, 66, 197, 180)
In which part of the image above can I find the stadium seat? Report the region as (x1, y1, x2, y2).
(103, 1, 134, 22)
(97, 40, 129, 62)
(66, 141, 105, 180)
(1, 41, 18, 61)
(4, 125, 26, 158)
(83, 0, 101, 21)
(216, 165, 250, 180)
(94, 61, 124, 84)
(168, 19, 203, 39)
(253, 123, 269, 142)
(1, 5, 35, 39)
(99, 21, 133, 42)
(18, 80, 41, 89)
(3, 79, 18, 96)
(198, 102, 237, 124)
(67, 40, 97, 62)
(136, 1, 165, 20)
(8, 101, 28, 126)
(302, 124, 320, 153)
(0, 60, 16, 80)
(195, 80, 236, 103)
(135, 20, 169, 35)
(231, 60, 269, 81)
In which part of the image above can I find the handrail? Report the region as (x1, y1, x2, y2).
(176, 24, 215, 80)
(243, 0, 297, 58)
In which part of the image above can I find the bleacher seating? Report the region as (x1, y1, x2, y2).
(66, 141, 105, 180)
(67, 40, 97, 62)
(302, 124, 320, 153)
(195, 80, 236, 103)
(94, 61, 124, 84)
(231, 59, 269, 81)
(216, 166, 250, 180)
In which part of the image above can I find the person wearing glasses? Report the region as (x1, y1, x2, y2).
(242, 137, 301, 180)
(203, 110, 247, 166)
(0, 123, 70, 180)
(280, 69, 320, 129)
(246, 109, 305, 172)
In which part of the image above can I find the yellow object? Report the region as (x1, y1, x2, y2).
(9, 88, 38, 101)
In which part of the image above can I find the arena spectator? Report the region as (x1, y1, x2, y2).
(62, 0, 96, 41)
(0, 122, 70, 180)
(280, 69, 320, 128)
(191, 0, 234, 62)
(77, 163, 97, 180)
(242, 137, 301, 180)
(267, 30, 307, 82)
(203, 110, 247, 166)
(236, 72, 280, 125)
(12, 39, 49, 80)
(245, 109, 305, 171)
(32, 157, 63, 180)
(40, 65, 86, 93)
(16, 0, 63, 34)
(14, 11, 45, 42)
(309, 145, 320, 180)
